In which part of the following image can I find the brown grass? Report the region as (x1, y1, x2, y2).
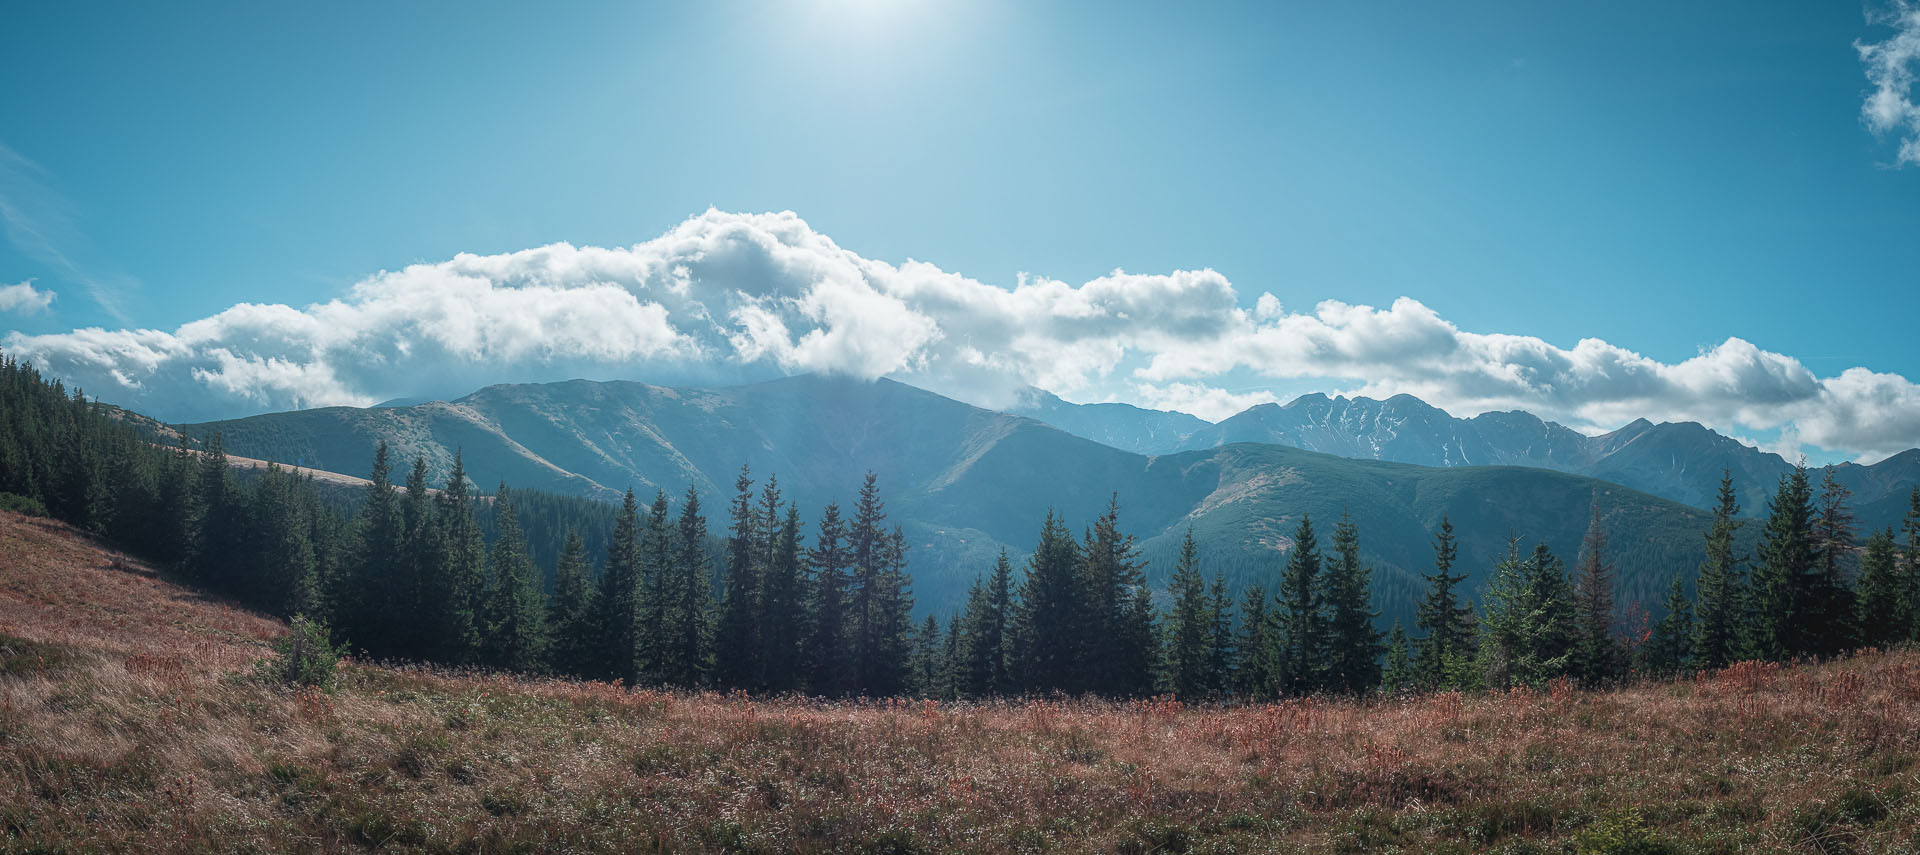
(3, 508, 1918, 853)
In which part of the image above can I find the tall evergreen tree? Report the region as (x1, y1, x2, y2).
(1570, 505, 1625, 683)
(908, 614, 942, 697)
(864, 526, 917, 697)
(430, 451, 487, 665)
(849, 471, 889, 693)
(484, 484, 547, 671)
(1381, 620, 1415, 693)
(1808, 467, 1859, 655)
(593, 489, 643, 684)
(1323, 512, 1384, 695)
(658, 486, 711, 689)
(1905, 488, 1920, 642)
(1162, 529, 1213, 699)
(1692, 472, 1747, 669)
(1415, 516, 1474, 689)
(715, 466, 765, 690)
(1272, 515, 1326, 696)
(1751, 465, 1817, 659)
(958, 550, 1014, 697)
(341, 442, 402, 654)
(1233, 584, 1274, 698)
(1638, 575, 1695, 676)
(394, 458, 435, 657)
(1081, 496, 1153, 696)
(1207, 571, 1235, 695)
(759, 504, 808, 693)
(1012, 510, 1084, 694)
(545, 530, 595, 675)
(1856, 528, 1904, 648)
(636, 490, 674, 680)
(806, 501, 854, 695)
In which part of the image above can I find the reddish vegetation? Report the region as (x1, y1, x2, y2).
(2, 509, 1918, 853)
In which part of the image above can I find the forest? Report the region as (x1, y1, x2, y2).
(4, 352, 1919, 701)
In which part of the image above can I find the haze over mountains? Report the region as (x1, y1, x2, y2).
(1012, 388, 1920, 528)
(169, 374, 1862, 621)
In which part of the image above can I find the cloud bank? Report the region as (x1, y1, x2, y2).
(0, 281, 53, 315)
(3, 210, 1916, 462)
(1860, 1, 1920, 165)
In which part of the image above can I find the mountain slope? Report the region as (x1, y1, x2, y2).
(186, 375, 1735, 622)
(1021, 390, 1917, 528)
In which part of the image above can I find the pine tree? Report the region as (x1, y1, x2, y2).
(395, 458, 435, 658)
(636, 490, 673, 681)
(1011, 510, 1083, 694)
(1233, 584, 1273, 698)
(1082, 496, 1153, 696)
(1857, 528, 1904, 648)
(1904, 488, 1920, 642)
(1162, 529, 1213, 699)
(1381, 621, 1415, 694)
(1570, 505, 1625, 683)
(1323, 512, 1384, 695)
(849, 472, 890, 694)
(1808, 467, 1859, 655)
(1751, 465, 1816, 659)
(959, 550, 1015, 697)
(1692, 472, 1748, 669)
(715, 466, 764, 690)
(1415, 516, 1473, 690)
(908, 614, 942, 698)
(658, 486, 710, 689)
(759, 504, 808, 693)
(1638, 575, 1694, 676)
(864, 526, 917, 697)
(594, 489, 643, 684)
(341, 441, 402, 655)
(1273, 515, 1326, 696)
(1207, 571, 1235, 695)
(483, 484, 546, 671)
(430, 451, 487, 665)
(545, 530, 595, 675)
(806, 502, 853, 695)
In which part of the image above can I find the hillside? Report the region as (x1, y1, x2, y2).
(5, 510, 1920, 853)
(1022, 390, 1920, 529)
(183, 375, 1724, 621)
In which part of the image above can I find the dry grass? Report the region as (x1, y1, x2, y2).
(3, 509, 1919, 853)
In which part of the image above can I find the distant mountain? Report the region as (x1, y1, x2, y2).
(1004, 389, 1210, 455)
(1019, 391, 1918, 529)
(184, 375, 1726, 622)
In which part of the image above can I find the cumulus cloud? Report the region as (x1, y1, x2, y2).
(2, 209, 1917, 462)
(0, 281, 54, 315)
(1859, 1, 1920, 165)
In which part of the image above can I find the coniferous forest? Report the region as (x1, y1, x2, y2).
(5, 352, 1920, 700)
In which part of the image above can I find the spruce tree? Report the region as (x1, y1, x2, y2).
(1905, 488, 1920, 642)
(1273, 515, 1326, 696)
(395, 458, 435, 658)
(1570, 505, 1625, 683)
(806, 501, 853, 695)
(484, 483, 546, 671)
(594, 489, 643, 684)
(959, 550, 1015, 697)
(909, 614, 942, 698)
(1381, 621, 1415, 694)
(1082, 496, 1153, 696)
(545, 530, 595, 675)
(1638, 575, 1694, 676)
(1751, 466, 1816, 659)
(1414, 516, 1473, 689)
(636, 490, 673, 680)
(1323, 512, 1384, 695)
(1808, 467, 1859, 655)
(715, 466, 763, 690)
(341, 441, 402, 655)
(659, 486, 711, 689)
(1233, 584, 1273, 698)
(1691, 472, 1747, 669)
(1856, 528, 1904, 648)
(1011, 510, 1083, 693)
(1162, 529, 1213, 699)
(431, 451, 487, 666)
(759, 505, 808, 693)
(849, 471, 890, 694)
(1207, 571, 1235, 695)
(864, 526, 917, 697)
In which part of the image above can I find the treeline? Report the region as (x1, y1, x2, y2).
(7, 353, 1920, 701)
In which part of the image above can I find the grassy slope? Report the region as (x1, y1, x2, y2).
(4, 511, 1920, 853)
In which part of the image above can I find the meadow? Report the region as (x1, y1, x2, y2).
(2, 509, 1917, 854)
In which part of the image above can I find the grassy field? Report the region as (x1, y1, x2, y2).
(3, 510, 1919, 854)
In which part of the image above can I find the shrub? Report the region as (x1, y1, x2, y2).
(0, 492, 48, 517)
(1572, 809, 1676, 855)
(262, 614, 344, 691)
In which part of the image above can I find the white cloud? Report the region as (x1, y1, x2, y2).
(2, 209, 1917, 462)
(0, 280, 54, 315)
(1859, 1, 1920, 165)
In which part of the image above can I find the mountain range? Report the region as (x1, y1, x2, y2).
(1011, 388, 1920, 528)
(175, 375, 1822, 623)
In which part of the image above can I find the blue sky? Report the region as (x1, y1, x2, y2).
(3, 1, 1919, 461)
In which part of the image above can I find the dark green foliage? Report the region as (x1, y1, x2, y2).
(1083, 496, 1155, 697)
(545, 530, 595, 675)
(1638, 575, 1693, 676)
(1906, 488, 1920, 642)
(430, 451, 487, 665)
(658, 486, 712, 689)
(1324, 511, 1385, 695)
(806, 502, 854, 695)
(1234, 584, 1273, 698)
(1751, 465, 1817, 659)
(1808, 467, 1859, 656)
(957, 550, 1014, 697)
(484, 484, 547, 672)
(266, 614, 345, 691)
(637, 490, 674, 680)
(715, 467, 764, 690)
(1012, 510, 1083, 693)
(594, 490, 643, 684)
(1691, 473, 1747, 670)
(908, 614, 942, 697)
(1271, 515, 1325, 696)
(1856, 528, 1904, 648)
(759, 505, 808, 693)
(1381, 621, 1415, 693)
(1414, 517, 1475, 690)
(1570, 506, 1626, 684)
(1479, 538, 1576, 689)
(1161, 529, 1212, 699)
